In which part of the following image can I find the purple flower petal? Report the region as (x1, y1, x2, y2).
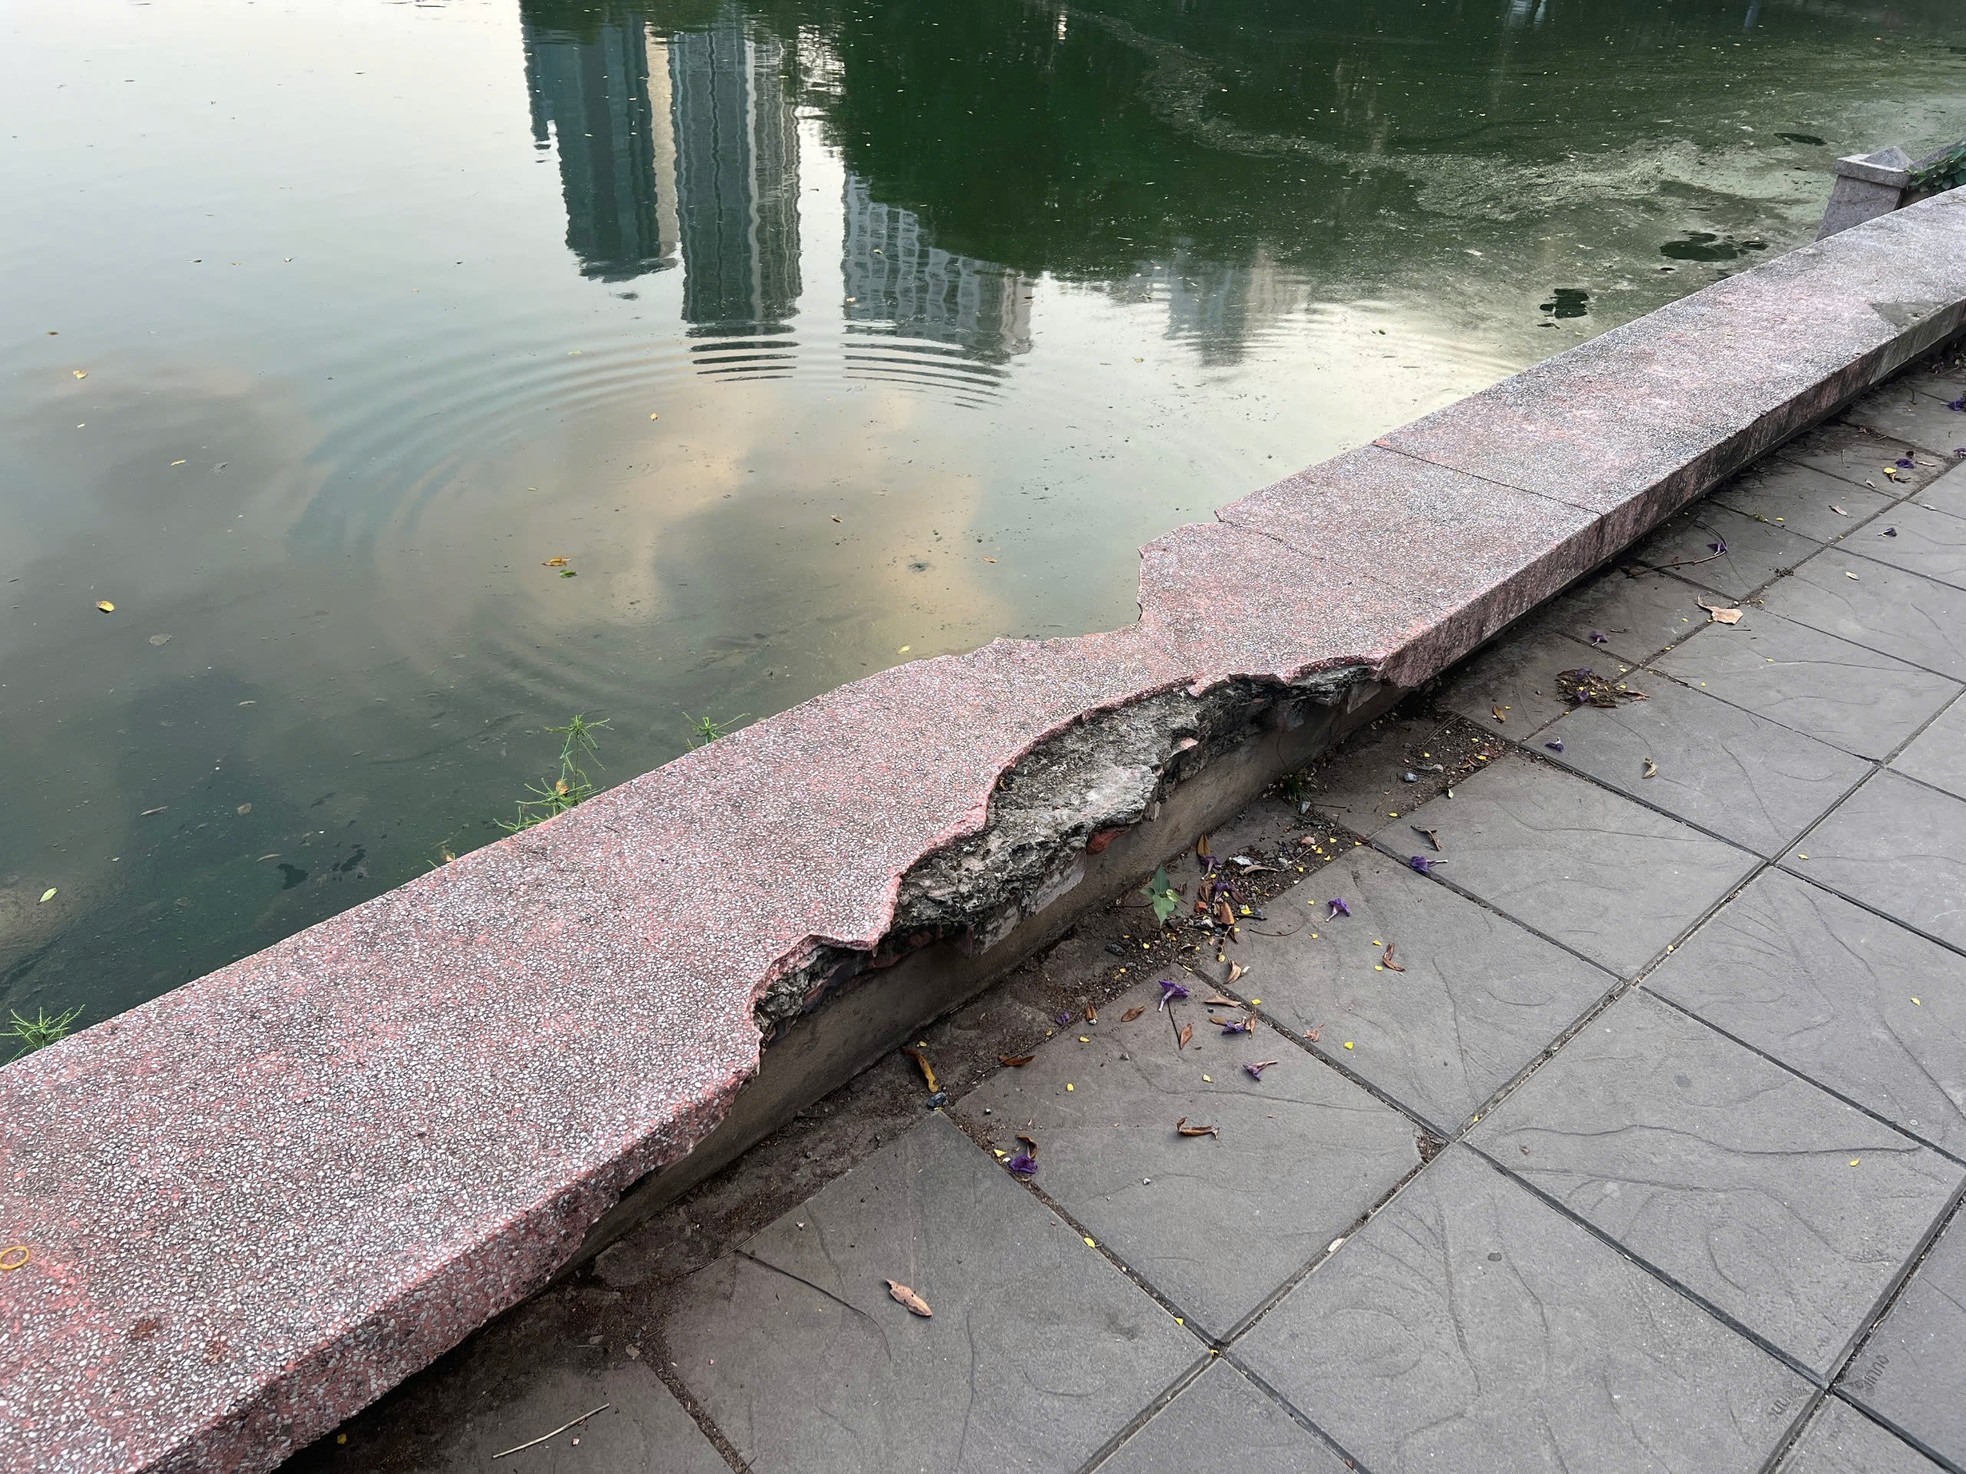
(1955, 447, 1966, 458)
(1545, 739, 1565, 752)
(1056, 1011, 1074, 1026)
(1896, 456, 1917, 469)
(1409, 855, 1445, 875)
(1884, 527, 1899, 537)
(1708, 538, 1729, 556)
(1589, 630, 1609, 645)
(1005, 1152, 1037, 1177)
(1244, 1061, 1273, 1081)
(1946, 396, 1965, 412)
(1327, 897, 1351, 918)
(1157, 978, 1190, 1010)
(1219, 1015, 1252, 1035)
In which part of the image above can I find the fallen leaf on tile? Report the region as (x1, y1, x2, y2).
(542, 556, 570, 567)
(885, 1280, 933, 1317)
(1642, 758, 1659, 779)
(1084, 1005, 1097, 1024)
(1411, 825, 1441, 852)
(1382, 944, 1405, 972)
(1177, 1022, 1194, 1050)
(1491, 704, 1507, 723)
(1830, 503, 1849, 515)
(998, 1054, 1035, 1068)
(1204, 995, 1240, 1007)
(1225, 960, 1247, 986)
(1697, 601, 1743, 625)
(1175, 1118, 1219, 1138)
(1119, 1006, 1145, 1023)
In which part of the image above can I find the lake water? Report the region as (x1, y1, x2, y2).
(4, 0, 1963, 1023)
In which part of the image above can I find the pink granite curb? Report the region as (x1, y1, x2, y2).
(4, 189, 1964, 1473)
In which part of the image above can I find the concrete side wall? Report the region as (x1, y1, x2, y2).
(3, 188, 1964, 1474)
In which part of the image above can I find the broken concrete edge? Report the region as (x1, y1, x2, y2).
(1, 189, 1962, 1474)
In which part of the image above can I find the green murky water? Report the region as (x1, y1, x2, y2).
(3, 0, 1962, 1021)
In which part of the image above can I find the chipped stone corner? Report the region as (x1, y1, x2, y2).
(750, 663, 1371, 1039)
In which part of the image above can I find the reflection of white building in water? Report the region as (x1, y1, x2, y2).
(840, 175, 1033, 362)
(522, 7, 679, 280)
(668, 22, 802, 331)
(1106, 246, 1300, 366)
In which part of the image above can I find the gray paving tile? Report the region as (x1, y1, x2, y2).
(413, 1366, 729, 1474)
(1654, 608, 1960, 761)
(1434, 625, 1611, 735)
(1469, 992, 1963, 1376)
(1297, 711, 1466, 837)
(1839, 1211, 1966, 1470)
(1776, 1398, 1946, 1474)
(663, 1113, 1196, 1474)
(952, 979, 1418, 1336)
(1891, 695, 1966, 801)
(1631, 503, 1822, 600)
(1909, 462, 1966, 520)
(1092, 1361, 1348, 1474)
(1843, 382, 1966, 457)
(1773, 421, 1949, 494)
(1537, 676, 1870, 856)
(1713, 456, 1895, 542)
(1521, 565, 1712, 664)
(1855, 503, 1966, 590)
(1397, 757, 1756, 975)
(1234, 847, 1613, 1134)
(1760, 553, 1966, 681)
(1645, 869, 1966, 1159)
(1236, 1145, 1811, 1474)
(1792, 770, 1966, 953)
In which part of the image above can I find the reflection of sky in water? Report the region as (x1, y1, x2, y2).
(2, 0, 1963, 1020)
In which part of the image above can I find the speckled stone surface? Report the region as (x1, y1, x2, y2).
(4, 193, 1964, 1473)
(1712, 455, 1896, 542)
(1094, 1361, 1351, 1474)
(1789, 770, 1966, 952)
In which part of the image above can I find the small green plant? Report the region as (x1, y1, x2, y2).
(1142, 865, 1183, 927)
(684, 711, 747, 748)
(5, 1005, 83, 1060)
(499, 714, 609, 831)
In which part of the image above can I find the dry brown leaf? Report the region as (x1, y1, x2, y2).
(1382, 944, 1405, 973)
(1084, 1005, 1097, 1024)
(1642, 758, 1659, 780)
(1491, 704, 1507, 724)
(1697, 600, 1743, 625)
(1226, 961, 1247, 986)
(998, 1054, 1035, 1068)
(1204, 995, 1240, 1007)
(1017, 1134, 1040, 1158)
(542, 556, 570, 567)
(1177, 1022, 1194, 1050)
(885, 1280, 933, 1317)
(1174, 1117, 1219, 1138)
(1195, 833, 1212, 858)
(1120, 1005, 1145, 1023)
(902, 1047, 938, 1093)
(1305, 1026, 1323, 1043)
(1213, 899, 1236, 928)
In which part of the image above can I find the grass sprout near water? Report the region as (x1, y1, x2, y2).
(499, 714, 609, 832)
(5, 1005, 84, 1061)
(685, 712, 748, 748)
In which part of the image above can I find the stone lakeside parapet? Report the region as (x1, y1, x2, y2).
(4, 188, 1965, 1473)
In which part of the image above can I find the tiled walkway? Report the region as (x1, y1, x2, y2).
(539, 370, 1966, 1472)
